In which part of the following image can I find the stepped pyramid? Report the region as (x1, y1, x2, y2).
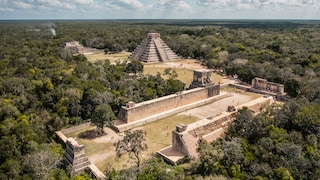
(63, 138, 91, 176)
(129, 33, 180, 63)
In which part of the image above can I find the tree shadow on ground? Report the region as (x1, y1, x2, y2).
(78, 129, 107, 139)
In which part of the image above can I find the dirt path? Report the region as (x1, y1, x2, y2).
(87, 128, 122, 164)
(144, 59, 205, 70)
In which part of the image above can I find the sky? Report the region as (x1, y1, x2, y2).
(0, 0, 319, 20)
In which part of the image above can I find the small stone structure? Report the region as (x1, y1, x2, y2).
(129, 33, 179, 62)
(251, 77, 284, 94)
(158, 96, 274, 164)
(62, 41, 82, 54)
(56, 131, 106, 179)
(63, 138, 91, 176)
(189, 69, 214, 89)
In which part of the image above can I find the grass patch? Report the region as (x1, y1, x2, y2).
(143, 67, 194, 87)
(212, 73, 223, 83)
(85, 51, 130, 63)
(76, 139, 113, 156)
(99, 153, 137, 171)
(97, 115, 198, 171)
(143, 66, 224, 87)
(221, 86, 262, 99)
(64, 125, 95, 138)
(139, 115, 198, 153)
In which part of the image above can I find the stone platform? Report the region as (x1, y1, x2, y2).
(113, 92, 229, 132)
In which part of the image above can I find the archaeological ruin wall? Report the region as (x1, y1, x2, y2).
(189, 69, 214, 89)
(117, 85, 220, 123)
(63, 138, 91, 176)
(252, 77, 284, 94)
(168, 96, 274, 160)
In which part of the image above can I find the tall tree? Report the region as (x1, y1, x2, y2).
(114, 130, 148, 171)
(23, 143, 63, 179)
(91, 104, 116, 134)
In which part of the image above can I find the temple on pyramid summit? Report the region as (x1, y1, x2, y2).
(129, 33, 180, 63)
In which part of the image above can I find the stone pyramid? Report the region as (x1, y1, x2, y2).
(63, 138, 91, 176)
(129, 33, 180, 63)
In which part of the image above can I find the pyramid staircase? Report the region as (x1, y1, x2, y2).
(129, 33, 179, 63)
(63, 138, 91, 176)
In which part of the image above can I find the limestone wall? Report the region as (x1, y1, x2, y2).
(118, 85, 220, 123)
(252, 77, 284, 94)
(171, 96, 274, 158)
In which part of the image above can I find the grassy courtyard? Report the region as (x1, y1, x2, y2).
(85, 51, 130, 63)
(64, 114, 198, 171)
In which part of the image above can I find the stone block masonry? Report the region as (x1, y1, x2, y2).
(129, 33, 180, 63)
(55, 131, 106, 179)
(63, 138, 91, 176)
(171, 96, 274, 159)
(117, 85, 220, 123)
(157, 96, 274, 164)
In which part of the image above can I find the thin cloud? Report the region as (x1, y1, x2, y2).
(74, 0, 95, 5)
(0, 0, 319, 19)
(105, 0, 144, 10)
(197, 0, 319, 9)
(13, 1, 32, 9)
(152, 0, 193, 12)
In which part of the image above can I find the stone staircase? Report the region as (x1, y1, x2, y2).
(154, 38, 168, 62)
(129, 33, 179, 63)
(63, 138, 91, 176)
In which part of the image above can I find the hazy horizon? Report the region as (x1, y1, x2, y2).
(1, 0, 319, 20)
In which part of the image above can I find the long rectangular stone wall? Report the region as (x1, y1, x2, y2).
(118, 85, 220, 123)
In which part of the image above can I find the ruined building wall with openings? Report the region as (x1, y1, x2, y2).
(251, 77, 285, 94)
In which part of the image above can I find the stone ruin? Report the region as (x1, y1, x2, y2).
(189, 69, 214, 89)
(129, 33, 180, 63)
(56, 130, 106, 179)
(251, 77, 285, 95)
(63, 137, 91, 176)
(116, 70, 220, 126)
(158, 96, 275, 165)
(62, 41, 82, 54)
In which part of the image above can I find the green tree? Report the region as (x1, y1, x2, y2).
(137, 156, 185, 180)
(285, 79, 300, 98)
(114, 130, 148, 172)
(293, 104, 320, 136)
(163, 68, 178, 79)
(91, 104, 116, 134)
(23, 143, 63, 179)
(125, 60, 144, 75)
(196, 139, 224, 176)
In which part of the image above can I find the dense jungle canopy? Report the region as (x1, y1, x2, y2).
(0, 20, 319, 179)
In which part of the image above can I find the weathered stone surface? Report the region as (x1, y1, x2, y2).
(189, 69, 214, 89)
(63, 138, 91, 176)
(129, 33, 179, 62)
(252, 77, 284, 94)
(117, 85, 220, 123)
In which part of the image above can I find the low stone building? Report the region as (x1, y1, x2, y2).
(189, 69, 214, 89)
(251, 77, 284, 95)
